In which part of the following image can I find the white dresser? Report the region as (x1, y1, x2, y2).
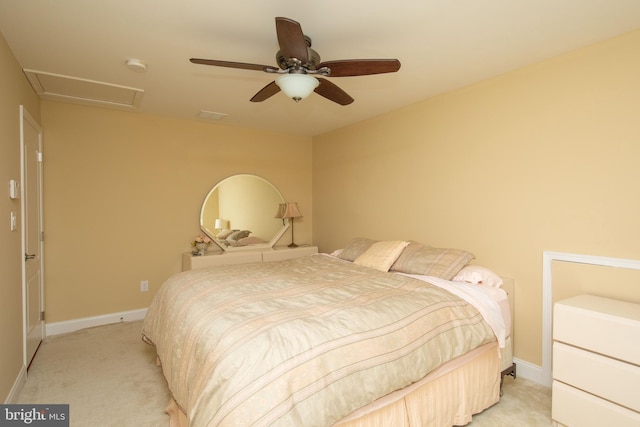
(552, 295, 640, 427)
(182, 245, 318, 271)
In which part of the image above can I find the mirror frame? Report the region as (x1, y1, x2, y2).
(200, 174, 289, 252)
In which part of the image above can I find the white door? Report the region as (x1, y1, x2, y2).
(21, 105, 44, 369)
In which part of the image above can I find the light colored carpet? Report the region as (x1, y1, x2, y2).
(16, 321, 552, 426)
(467, 373, 552, 426)
(17, 321, 169, 426)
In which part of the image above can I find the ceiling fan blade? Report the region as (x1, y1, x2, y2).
(317, 59, 401, 77)
(190, 58, 278, 73)
(275, 17, 309, 64)
(314, 78, 354, 105)
(250, 81, 281, 102)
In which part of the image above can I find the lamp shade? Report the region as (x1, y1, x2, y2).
(275, 74, 319, 102)
(274, 203, 287, 219)
(281, 202, 302, 219)
(214, 218, 229, 229)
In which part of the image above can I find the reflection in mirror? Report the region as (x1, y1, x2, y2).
(200, 174, 289, 251)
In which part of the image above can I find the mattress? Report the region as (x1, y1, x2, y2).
(143, 254, 512, 426)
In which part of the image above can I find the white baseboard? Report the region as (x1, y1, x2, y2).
(512, 357, 545, 386)
(45, 308, 148, 337)
(4, 364, 26, 404)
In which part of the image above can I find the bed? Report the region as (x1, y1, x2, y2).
(142, 239, 514, 427)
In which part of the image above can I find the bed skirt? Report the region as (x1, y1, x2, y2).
(164, 341, 501, 427)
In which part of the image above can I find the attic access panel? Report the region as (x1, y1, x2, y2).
(24, 69, 144, 109)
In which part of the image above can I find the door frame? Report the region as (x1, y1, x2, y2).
(20, 105, 44, 370)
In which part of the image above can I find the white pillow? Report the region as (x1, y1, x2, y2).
(452, 265, 503, 288)
(329, 249, 343, 257)
(354, 241, 410, 272)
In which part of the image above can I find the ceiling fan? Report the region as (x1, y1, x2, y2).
(190, 17, 401, 105)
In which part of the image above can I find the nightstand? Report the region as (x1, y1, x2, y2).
(552, 295, 640, 426)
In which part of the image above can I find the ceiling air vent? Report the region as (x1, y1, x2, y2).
(197, 110, 227, 120)
(23, 69, 144, 110)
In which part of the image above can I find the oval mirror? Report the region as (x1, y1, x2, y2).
(200, 174, 289, 251)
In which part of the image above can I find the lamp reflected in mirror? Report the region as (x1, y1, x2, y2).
(275, 204, 286, 225)
(275, 202, 302, 247)
(214, 218, 230, 231)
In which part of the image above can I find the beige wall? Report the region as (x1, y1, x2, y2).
(41, 101, 312, 322)
(312, 30, 640, 367)
(0, 32, 41, 401)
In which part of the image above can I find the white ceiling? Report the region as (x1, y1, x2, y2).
(1, 1, 640, 137)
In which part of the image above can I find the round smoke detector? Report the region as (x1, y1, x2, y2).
(126, 58, 147, 72)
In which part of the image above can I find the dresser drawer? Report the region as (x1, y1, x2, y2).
(182, 246, 319, 270)
(182, 251, 262, 270)
(552, 381, 640, 427)
(553, 295, 640, 365)
(553, 342, 640, 412)
(262, 246, 318, 262)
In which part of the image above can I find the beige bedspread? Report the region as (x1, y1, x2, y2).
(142, 254, 496, 427)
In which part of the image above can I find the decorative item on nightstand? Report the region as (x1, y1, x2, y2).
(191, 234, 212, 255)
(275, 202, 302, 248)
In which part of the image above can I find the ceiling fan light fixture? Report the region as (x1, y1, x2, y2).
(275, 74, 318, 102)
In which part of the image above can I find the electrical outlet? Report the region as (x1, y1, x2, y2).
(140, 280, 149, 292)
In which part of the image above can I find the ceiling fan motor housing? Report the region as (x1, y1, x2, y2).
(276, 44, 321, 71)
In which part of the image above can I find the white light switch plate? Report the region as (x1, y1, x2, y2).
(9, 180, 20, 199)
